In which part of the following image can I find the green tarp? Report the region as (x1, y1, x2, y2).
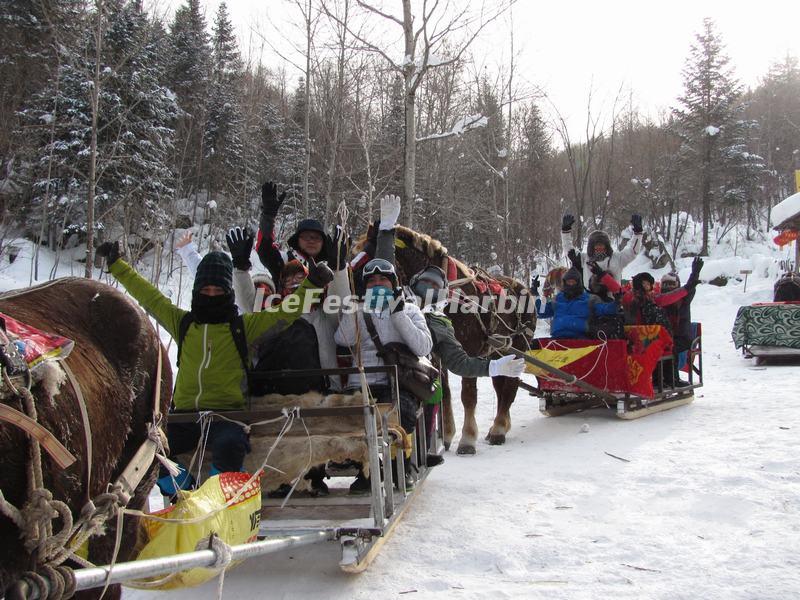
(731, 303, 800, 350)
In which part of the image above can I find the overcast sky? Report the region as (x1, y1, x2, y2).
(162, 0, 800, 136)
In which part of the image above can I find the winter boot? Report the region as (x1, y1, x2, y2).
(349, 469, 371, 495)
(305, 465, 330, 497)
(425, 453, 445, 467)
(267, 483, 293, 499)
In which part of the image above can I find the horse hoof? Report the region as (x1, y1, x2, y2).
(443, 441, 451, 452)
(486, 433, 506, 445)
(456, 444, 476, 455)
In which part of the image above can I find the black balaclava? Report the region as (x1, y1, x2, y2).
(562, 267, 584, 299)
(192, 252, 237, 323)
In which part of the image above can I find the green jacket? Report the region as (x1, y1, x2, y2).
(109, 259, 315, 411)
(425, 312, 490, 378)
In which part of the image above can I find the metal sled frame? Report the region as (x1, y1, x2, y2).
(532, 333, 704, 420)
(51, 365, 438, 596)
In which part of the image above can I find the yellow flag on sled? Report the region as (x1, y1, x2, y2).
(524, 345, 598, 376)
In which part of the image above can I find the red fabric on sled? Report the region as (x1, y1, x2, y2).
(536, 325, 673, 399)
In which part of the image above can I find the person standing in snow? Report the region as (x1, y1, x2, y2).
(256, 181, 333, 285)
(560, 213, 644, 284)
(95, 240, 333, 491)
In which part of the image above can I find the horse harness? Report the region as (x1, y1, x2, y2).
(0, 308, 167, 593)
(438, 256, 535, 357)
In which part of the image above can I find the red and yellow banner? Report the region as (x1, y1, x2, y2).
(534, 325, 673, 399)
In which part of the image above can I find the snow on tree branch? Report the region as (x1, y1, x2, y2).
(416, 113, 488, 143)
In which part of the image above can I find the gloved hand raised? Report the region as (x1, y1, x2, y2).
(96, 241, 122, 267)
(530, 275, 540, 296)
(261, 181, 286, 218)
(631, 213, 643, 234)
(686, 256, 704, 288)
(567, 248, 582, 271)
(379, 194, 401, 231)
(588, 261, 604, 277)
(327, 225, 350, 271)
(306, 259, 334, 288)
(488, 354, 526, 378)
(225, 226, 254, 270)
(561, 213, 575, 233)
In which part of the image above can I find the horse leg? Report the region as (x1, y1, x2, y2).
(440, 370, 456, 451)
(456, 377, 479, 455)
(486, 376, 520, 445)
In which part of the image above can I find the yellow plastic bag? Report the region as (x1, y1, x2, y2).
(128, 472, 262, 590)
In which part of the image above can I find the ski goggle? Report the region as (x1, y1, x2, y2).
(363, 258, 396, 281)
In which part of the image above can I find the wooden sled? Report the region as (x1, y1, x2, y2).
(155, 365, 442, 576)
(516, 327, 704, 420)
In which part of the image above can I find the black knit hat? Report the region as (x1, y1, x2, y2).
(632, 272, 655, 292)
(288, 219, 326, 252)
(193, 251, 233, 293)
(562, 267, 584, 298)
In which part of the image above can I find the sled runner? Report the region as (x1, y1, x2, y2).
(41, 365, 439, 596)
(517, 324, 703, 419)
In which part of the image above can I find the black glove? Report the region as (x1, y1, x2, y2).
(226, 226, 254, 270)
(631, 213, 643, 234)
(327, 225, 350, 271)
(306, 260, 334, 288)
(261, 181, 286, 218)
(391, 289, 405, 314)
(686, 256, 704, 288)
(96, 241, 122, 267)
(530, 275, 540, 296)
(561, 214, 575, 233)
(567, 248, 582, 271)
(588, 261, 604, 277)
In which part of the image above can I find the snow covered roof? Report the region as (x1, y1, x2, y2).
(771, 192, 800, 230)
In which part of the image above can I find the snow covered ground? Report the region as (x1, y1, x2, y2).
(2, 234, 798, 599)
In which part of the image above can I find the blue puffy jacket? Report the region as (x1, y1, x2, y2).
(551, 291, 618, 339)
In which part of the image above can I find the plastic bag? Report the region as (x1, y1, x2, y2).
(128, 472, 262, 590)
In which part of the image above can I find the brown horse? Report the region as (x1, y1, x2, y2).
(0, 277, 171, 599)
(356, 226, 536, 454)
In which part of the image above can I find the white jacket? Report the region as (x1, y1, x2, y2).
(335, 301, 433, 388)
(176, 242, 202, 277)
(561, 230, 643, 284)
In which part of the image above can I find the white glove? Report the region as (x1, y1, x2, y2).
(379, 194, 401, 231)
(488, 355, 525, 378)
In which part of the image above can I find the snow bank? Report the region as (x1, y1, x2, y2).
(770, 192, 800, 228)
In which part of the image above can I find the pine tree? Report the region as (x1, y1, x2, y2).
(672, 18, 758, 254)
(167, 0, 211, 198)
(20, 0, 177, 257)
(204, 1, 246, 225)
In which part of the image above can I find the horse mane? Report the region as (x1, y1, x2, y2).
(392, 225, 475, 281)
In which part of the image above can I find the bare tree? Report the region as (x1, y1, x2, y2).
(322, 0, 513, 227)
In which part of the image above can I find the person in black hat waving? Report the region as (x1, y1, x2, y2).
(256, 181, 333, 284)
(96, 240, 333, 493)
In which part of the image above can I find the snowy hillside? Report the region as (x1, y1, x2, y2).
(1, 228, 798, 599)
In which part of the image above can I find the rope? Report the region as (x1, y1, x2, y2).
(197, 534, 232, 600)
